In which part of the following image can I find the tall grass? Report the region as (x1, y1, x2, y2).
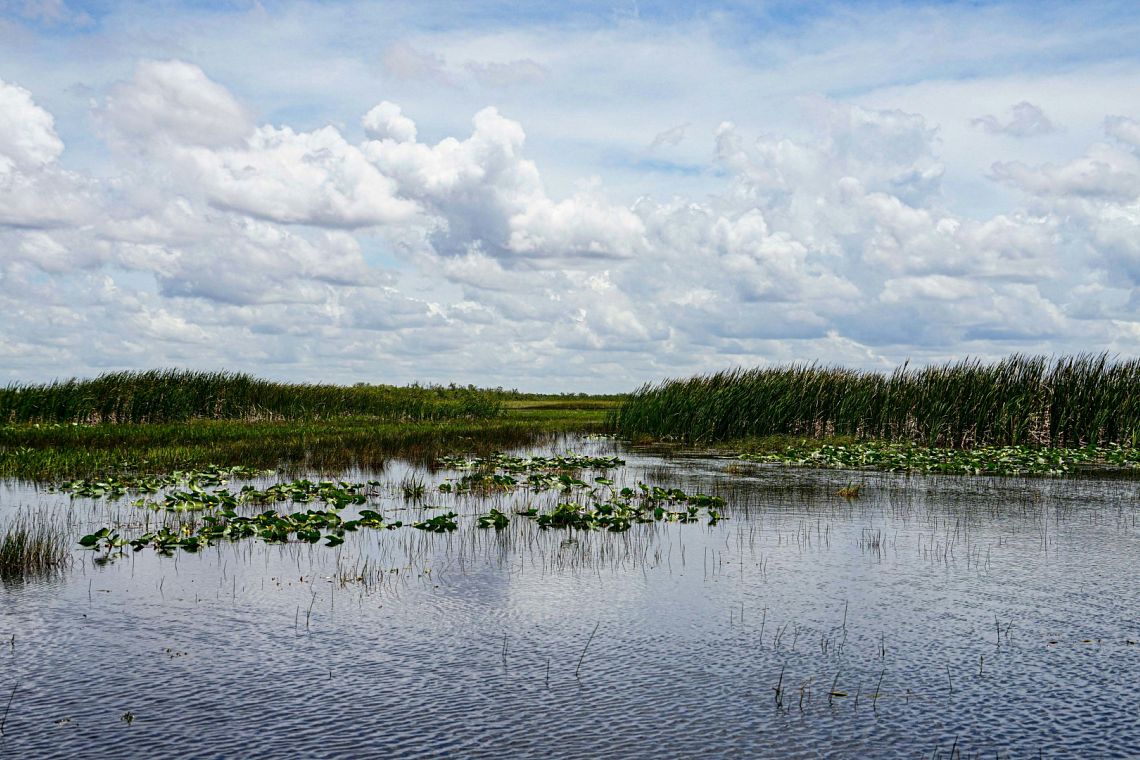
(0, 370, 503, 424)
(0, 511, 69, 577)
(611, 353, 1140, 448)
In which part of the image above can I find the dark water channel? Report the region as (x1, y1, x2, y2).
(0, 437, 1137, 758)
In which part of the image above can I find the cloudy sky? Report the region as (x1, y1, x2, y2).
(2, 1, 1139, 391)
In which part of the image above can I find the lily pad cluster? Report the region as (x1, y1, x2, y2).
(437, 453, 625, 473)
(437, 452, 625, 495)
(439, 471, 596, 495)
(738, 442, 1140, 476)
(523, 484, 725, 532)
(81, 505, 401, 555)
(55, 465, 270, 498)
(131, 479, 378, 513)
(77, 474, 725, 557)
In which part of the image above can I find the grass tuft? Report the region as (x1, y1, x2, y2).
(0, 511, 70, 577)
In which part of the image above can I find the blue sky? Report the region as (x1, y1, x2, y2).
(2, 0, 1140, 390)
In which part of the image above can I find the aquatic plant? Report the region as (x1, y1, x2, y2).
(738, 441, 1140, 476)
(476, 509, 510, 529)
(71, 464, 726, 556)
(113, 503, 403, 555)
(413, 512, 459, 532)
(0, 511, 70, 576)
(611, 353, 1140, 448)
(436, 452, 624, 495)
(437, 453, 625, 473)
(400, 477, 426, 500)
(77, 526, 128, 557)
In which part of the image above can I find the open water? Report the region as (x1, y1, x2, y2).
(0, 437, 1137, 758)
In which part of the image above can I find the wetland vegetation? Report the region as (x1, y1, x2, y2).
(0, 373, 617, 481)
(0, 369, 507, 424)
(0, 510, 69, 577)
(612, 353, 1140, 448)
(0, 357, 1137, 757)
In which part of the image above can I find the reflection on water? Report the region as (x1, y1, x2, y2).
(0, 437, 1137, 758)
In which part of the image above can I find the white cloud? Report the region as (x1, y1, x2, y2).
(187, 124, 419, 227)
(99, 63, 421, 229)
(990, 143, 1140, 200)
(507, 191, 647, 261)
(0, 77, 62, 167)
(365, 105, 642, 265)
(1105, 115, 1140, 149)
(972, 101, 1057, 137)
(362, 101, 417, 143)
(0, 77, 94, 228)
(102, 60, 252, 150)
(3, 3, 1140, 389)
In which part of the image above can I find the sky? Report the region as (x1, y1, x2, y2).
(2, 0, 1140, 392)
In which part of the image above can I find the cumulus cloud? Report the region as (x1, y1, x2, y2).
(362, 101, 417, 143)
(102, 60, 252, 150)
(507, 192, 647, 261)
(0, 77, 62, 167)
(990, 143, 1140, 200)
(6, 50, 1140, 389)
(187, 124, 419, 227)
(100, 63, 419, 228)
(363, 105, 650, 264)
(974, 113, 1140, 305)
(0, 77, 95, 228)
(141, 220, 381, 306)
(972, 101, 1057, 137)
(1105, 115, 1140, 149)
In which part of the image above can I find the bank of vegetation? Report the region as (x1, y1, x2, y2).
(0, 370, 620, 480)
(0, 369, 504, 424)
(611, 354, 1140, 448)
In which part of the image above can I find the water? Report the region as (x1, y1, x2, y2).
(1, 437, 1138, 758)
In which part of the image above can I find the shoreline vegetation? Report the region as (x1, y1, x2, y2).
(0, 369, 620, 480)
(1, 369, 514, 424)
(611, 353, 1140, 448)
(4, 355, 1140, 480)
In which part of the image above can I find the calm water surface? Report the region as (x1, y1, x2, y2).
(0, 437, 1137, 758)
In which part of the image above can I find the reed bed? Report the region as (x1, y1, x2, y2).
(611, 354, 1140, 448)
(0, 370, 503, 424)
(0, 511, 70, 577)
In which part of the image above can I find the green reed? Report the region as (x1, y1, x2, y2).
(0, 369, 504, 424)
(610, 353, 1140, 447)
(0, 511, 70, 577)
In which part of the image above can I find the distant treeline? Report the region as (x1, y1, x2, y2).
(0, 370, 504, 423)
(610, 354, 1140, 448)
